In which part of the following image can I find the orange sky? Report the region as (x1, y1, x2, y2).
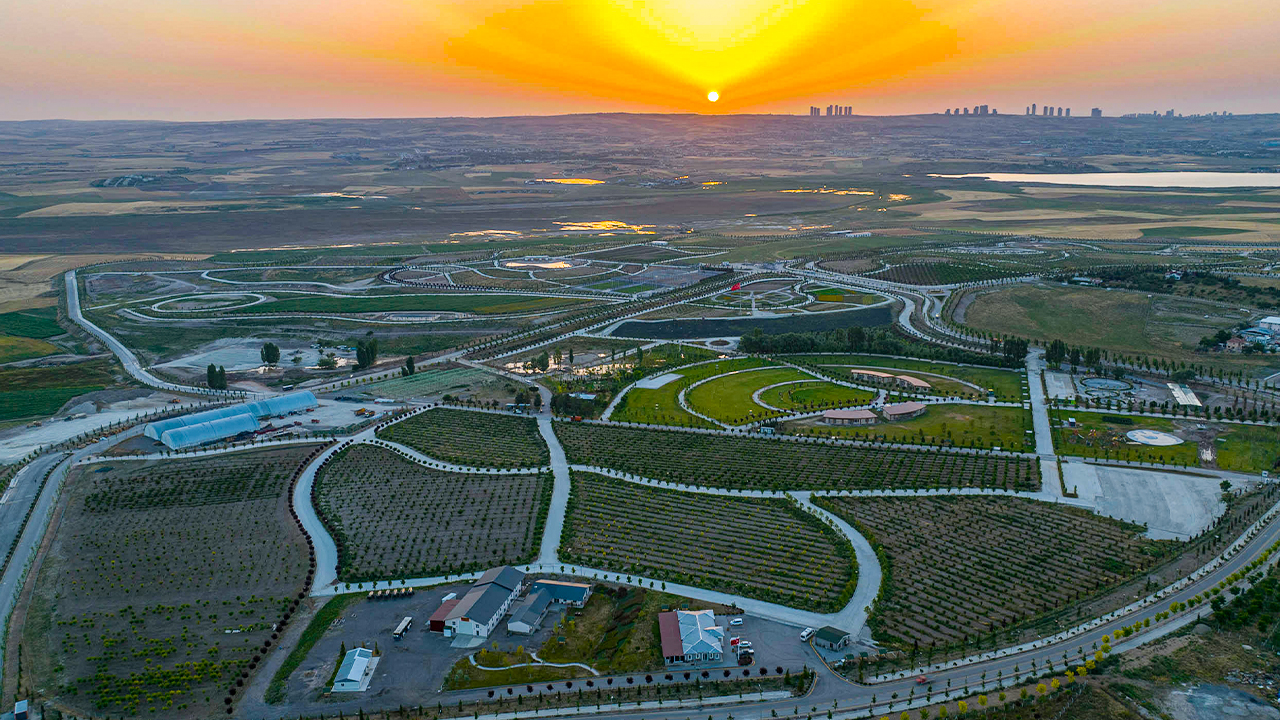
(1, 0, 1277, 119)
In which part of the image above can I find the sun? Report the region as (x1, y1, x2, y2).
(707, 91, 719, 103)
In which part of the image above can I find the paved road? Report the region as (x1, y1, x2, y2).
(64, 270, 237, 397)
(537, 416, 570, 565)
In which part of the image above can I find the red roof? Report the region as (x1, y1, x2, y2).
(429, 598, 461, 624)
(658, 611, 683, 659)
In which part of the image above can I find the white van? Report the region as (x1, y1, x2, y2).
(799, 627, 815, 642)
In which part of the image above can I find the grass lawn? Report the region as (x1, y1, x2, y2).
(234, 293, 595, 316)
(443, 649, 588, 691)
(265, 593, 364, 704)
(757, 381, 876, 411)
(961, 284, 1248, 368)
(685, 366, 813, 425)
(786, 354, 1025, 400)
(537, 587, 734, 674)
(789, 404, 1034, 450)
(0, 306, 63, 338)
(610, 357, 776, 427)
(1214, 424, 1280, 474)
(0, 335, 61, 363)
(1049, 409, 1202, 467)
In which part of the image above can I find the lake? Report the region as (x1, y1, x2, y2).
(931, 172, 1280, 188)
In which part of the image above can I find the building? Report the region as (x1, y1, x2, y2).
(881, 401, 927, 421)
(428, 598, 460, 633)
(144, 390, 319, 450)
(1260, 316, 1280, 333)
(894, 374, 932, 391)
(659, 610, 725, 665)
(822, 409, 877, 426)
(444, 566, 525, 638)
(851, 369, 896, 383)
(813, 626, 853, 651)
(1091, 108, 1103, 118)
(1225, 336, 1249, 353)
(1167, 383, 1202, 408)
(332, 647, 375, 692)
(507, 580, 593, 634)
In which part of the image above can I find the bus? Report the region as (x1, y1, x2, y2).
(393, 616, 413, 640)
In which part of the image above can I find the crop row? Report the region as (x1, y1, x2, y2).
(817, 495, 1175, 650)
(315, 444, 551, 582)
(560, 472, 856, 612)
(377, 408, 549, 467)
(555, 423, 1040, 491)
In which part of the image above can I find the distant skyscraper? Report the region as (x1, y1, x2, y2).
(1031, 103, 1037, 115)
(1057, 107, 1063, 117)
(945, 109, 951, 115)
(826, 105, 833, 116)
(845, 106, 852, 115)
(963, 107, 970, 115)
(980, 104, 988, 115)
(955, 107, 961, 115)
(992, 108, 998, 115)
(1065, 108, 1071, 117)
(1090, 108, 1102, 118)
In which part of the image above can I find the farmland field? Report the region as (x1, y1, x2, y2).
(556, 423, 1041, 491)
(0, 358, 123, 422)
(609, 305, 893, 340)
(609, 357, 777, 427)
(228, 293, 595, 316)
(314, 444, 551, 582)
(788, 404, 1034, 451)
(756, 381, 876, 411)
(865, 261, 1023, 285)
(817, 495, 1176, 651)
(561, 472, 856, 611)
(22, 445, 319, 719)
(684, 367, 814, 425)
(0, 306, 63, 338)
(785, 354, 1025, 400)
(360, 366, 497, 401)
(0, 335, 60, 363)
(377, 408, 549, 467)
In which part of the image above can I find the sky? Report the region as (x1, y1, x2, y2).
(1, 0, 1277, 120)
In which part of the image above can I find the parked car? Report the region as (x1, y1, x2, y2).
(729, 618, 744, 627)
(916, 676, 929, 685)
(799, 627, 815, 642)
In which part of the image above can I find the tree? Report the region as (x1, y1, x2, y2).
(356, 339, 379, 369)
(260, 342, 281, 365)
(207, 364, 227, 390)
(403, 355, 416, 377)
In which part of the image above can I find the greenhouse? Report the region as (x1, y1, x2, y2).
(159, 413, 261, 450)
(144, 404, 257, 440)
(145, 390, 319, 447)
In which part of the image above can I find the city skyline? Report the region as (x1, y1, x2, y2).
(2, 0, 1278, 121)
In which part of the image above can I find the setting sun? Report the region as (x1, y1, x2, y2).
(707, 91, 720, 103)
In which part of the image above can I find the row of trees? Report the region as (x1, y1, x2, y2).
(739, 325, 1023, 368)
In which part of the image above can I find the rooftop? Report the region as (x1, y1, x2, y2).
(823, 409, 876, 420)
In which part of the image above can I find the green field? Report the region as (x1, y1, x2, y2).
(790, 403, 1034, 450)
(230, 293, 595, 316)
(757, 381, 876, 411)
(609, 357, 777, 427)
(1139, 226, 1249, 238)
(787, 354, 1025, 400)
(0, 359, 121, 421)
(1214, 424, 1280, 474)
(0, 335, 61, 363)
(1049, 409, 1202, 467)
(962, 283, 1246, 365)
(0, 306, 63, 338)
(684, 366, 813, 425)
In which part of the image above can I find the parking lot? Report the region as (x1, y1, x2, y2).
(277, 581, 825, 716)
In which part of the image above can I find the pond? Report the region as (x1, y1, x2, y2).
(930, 172, 1280, 188)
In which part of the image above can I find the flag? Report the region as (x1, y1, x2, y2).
(730, 283, 741, 291)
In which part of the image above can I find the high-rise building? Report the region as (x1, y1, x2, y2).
(826, 105, 833, 116)
(845, 106, 852, 115)
(1065, 108, 1071, 117)
(980, 105, 989, 115)
(963, 107, 970, 115)
(945, 109, 951, 115)
(1031, 103, 1037, 115)
(1057, 107, 1063, 117)
(955, 107, 961, 115)
(1090, 108, 1102, 118)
